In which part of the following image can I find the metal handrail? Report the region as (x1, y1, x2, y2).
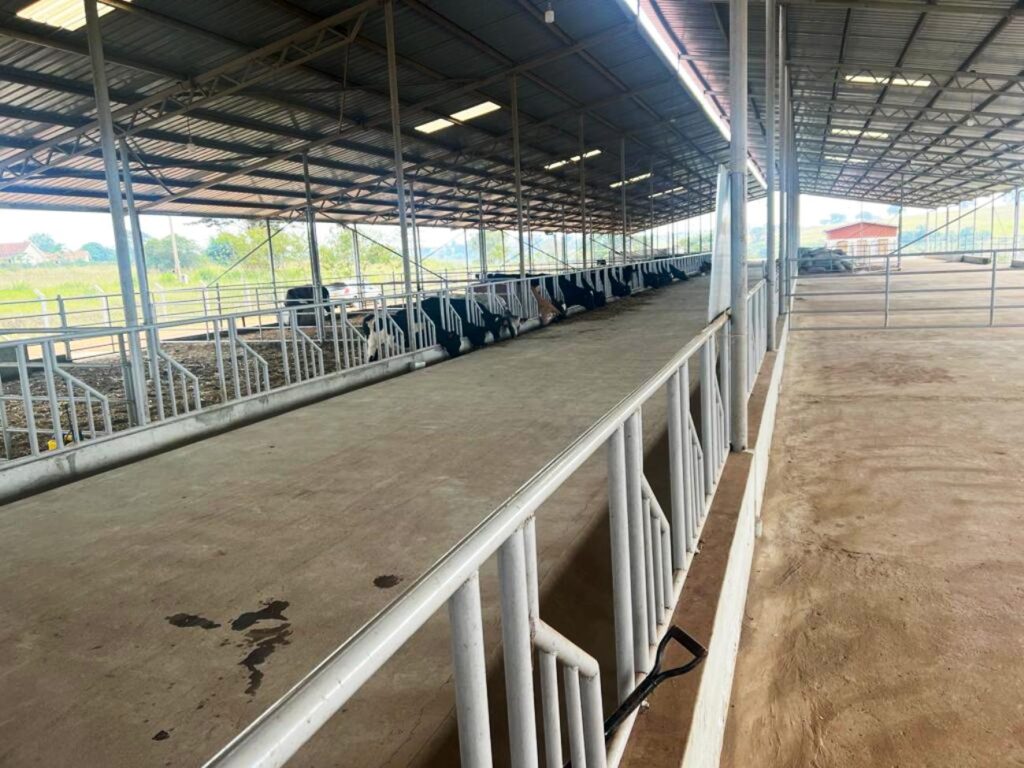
(202, 310, 739, 768)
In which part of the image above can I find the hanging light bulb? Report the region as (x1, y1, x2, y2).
(544, 1, 555, 24)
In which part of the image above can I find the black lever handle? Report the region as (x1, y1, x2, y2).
(603, 625, 708, 740)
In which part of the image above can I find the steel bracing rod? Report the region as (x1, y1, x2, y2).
(795, 118, 1024, 156)
(272, 0, 694, 190)
(507, 0, 723, 189)
(850, 1, 1024, 198)
(0, 1, 376, 187)
(796, 144, 1024, 177)
(777, 0, 1023, 18)
(407, 0, 720, 187)
(811, 8, 850, 189)
(0, 23, 682, 206)
(825, 7, 928, 196)
(792, 96, 1024, 129)
(0, 20, 663, 219)
(791, 64, 1024, 102)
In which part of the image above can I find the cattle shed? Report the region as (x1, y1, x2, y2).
(1, 2, 1023, 768)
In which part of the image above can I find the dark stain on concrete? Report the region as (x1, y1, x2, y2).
(239, 624, 292, 695)
(373, 574, 402, 589)
(230, 600, 289, 631)
(165, 613, 221, 630)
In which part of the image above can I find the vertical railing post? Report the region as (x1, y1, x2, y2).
(497, 528, 538, 768)
(667, 368, 689, 571)
(624, 410, 649, 671)
(448, 573, 493, 768)
(607, 427, 635, 704)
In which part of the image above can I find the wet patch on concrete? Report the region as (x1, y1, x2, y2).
(238, 624, 292, 695)
(373, 574, 402, 589)
(224, 599, 294, 695)
(230, 600, 289, 631)
(165, 613, 221, 630)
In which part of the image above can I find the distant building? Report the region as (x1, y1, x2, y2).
(0, 240, 48, 265)
(824, 222, 898, 259)
(59, 249, 91, 263)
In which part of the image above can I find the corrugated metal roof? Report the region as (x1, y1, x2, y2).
(652, 0, 1024, 207)
(0, 0, 734, 230)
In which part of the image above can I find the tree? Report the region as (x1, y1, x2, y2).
(29, 232, 63, 253)
(143, 233, 201, 271)
(80, 241, 116, 262)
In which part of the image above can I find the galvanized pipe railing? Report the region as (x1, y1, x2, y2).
(0, 256, 702, 465)
(201, 301, 767, 768)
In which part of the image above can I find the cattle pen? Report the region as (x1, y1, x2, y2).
(1, 2, 1023, 768)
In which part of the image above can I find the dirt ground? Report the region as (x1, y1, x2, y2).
(721, 317, 1024, 766)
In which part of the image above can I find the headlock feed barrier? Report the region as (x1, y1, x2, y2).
(201, 278, 770, 768)
(0, 256, 703, 466)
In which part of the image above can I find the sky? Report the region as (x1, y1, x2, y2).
(0, 195, 927, 253)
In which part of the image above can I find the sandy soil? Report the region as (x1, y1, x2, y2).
(722, 319, 1024, 767)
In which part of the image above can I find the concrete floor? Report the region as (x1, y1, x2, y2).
(0, 279, 710, 767)
(723, 272, 1024, 765)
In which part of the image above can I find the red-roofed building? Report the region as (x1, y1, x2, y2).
(824, 222, 898, 259)
(0, 241, 47, 266)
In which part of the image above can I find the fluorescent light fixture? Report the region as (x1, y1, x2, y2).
(845, 74, 931, 88)
(825, 155, 867, 164)
(610, 172, 652, 189)
(17, 0, 124, 30)
(416, 101, 501, 134)
(415, 118, 453, 134)
(650, 185, 687, 198)
(831, 128, 889, 140)
(543, 148, 602, 171)
(613, 0, 766, 190)
(450, 101, 501, 122)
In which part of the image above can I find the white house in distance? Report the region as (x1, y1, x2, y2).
(824, 222, 898, 259)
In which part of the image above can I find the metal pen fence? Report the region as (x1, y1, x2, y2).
(786, 247, 1024, 330)
(0, 256, 681, 335)
(201, 281, 770, 768)
(0, 256, 705, 465)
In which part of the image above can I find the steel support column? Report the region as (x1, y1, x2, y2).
(511, 75, 526, 280)
(118, 141, 152, 326)
(765, 0, 778, 350)
(619, 136, 627, 262)
(351, 225, 363, 290)
(729, 0, 749, 452)
(779, 5, 790, 316)
(383, 0, 415, 342)
(302, 153, 324, 339)
(85, 0, 145, 426)
(1013, 187, 1021, 261)
(478, 193, 488, 278)
(579, 114, 588, 270)
(267, 220, 278, 302)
